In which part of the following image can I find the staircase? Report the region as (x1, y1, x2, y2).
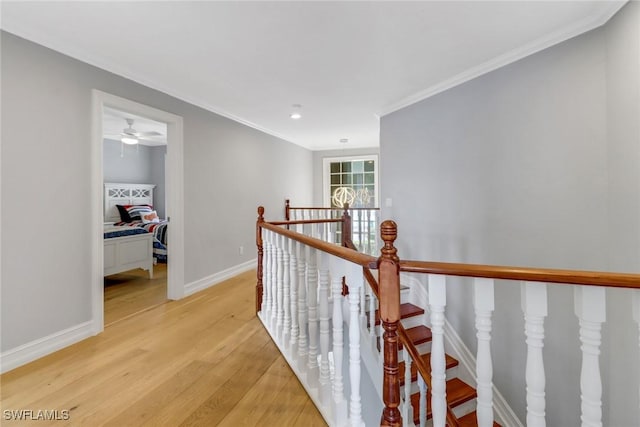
(370, 287, 502, 426)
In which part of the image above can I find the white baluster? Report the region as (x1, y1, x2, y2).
(347, 263, 364, 427)
(401, 349, 412, 424)
(360, 273, 367, 330)
(418, 373, 427, 427)
(289, 237, 299, 359)
(474, 278, 495, 427)
(307, 246, 319, 389)
(318, 254, 331, 405)
(262, 230, 271, 317)
(428, 274, 447, 427)
(282, 235, 291, 348)
(297, 231, 308, 372)
(270, 231, 278, 329)
(369, 289, 377, 352)
(275, 234, 284, 341)
(633, 292, 640, 415)
(329, 257, 347, 424)
(575, 286, 606, 427)
(521, 281, 547, 427)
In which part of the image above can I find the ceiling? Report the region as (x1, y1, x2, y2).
(1, 1, 625, 151)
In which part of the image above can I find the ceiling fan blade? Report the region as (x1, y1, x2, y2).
(134, 131, 163, 137)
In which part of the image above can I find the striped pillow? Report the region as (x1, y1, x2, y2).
(125, 205, 153, 220)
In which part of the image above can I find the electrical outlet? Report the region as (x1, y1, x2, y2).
(239, 246, 244, 255)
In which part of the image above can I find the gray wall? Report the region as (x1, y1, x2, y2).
(103, 138, 167, 218)
(1, 32, 312, 352)
(380, 3, 639, 425)
(312, 147, 380, 206)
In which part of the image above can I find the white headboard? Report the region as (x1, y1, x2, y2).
(104, 183, 156, 222)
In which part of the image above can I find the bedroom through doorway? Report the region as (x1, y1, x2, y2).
(91, 90, 184, 335)
(102, 107, 169, 325)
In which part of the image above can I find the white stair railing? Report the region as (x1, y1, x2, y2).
(428, 274, 448, 427)
(474, 278, 495, 427)
(522, 281, 548, 427)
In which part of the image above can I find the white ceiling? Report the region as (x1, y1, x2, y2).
(1, 1, 625, 151)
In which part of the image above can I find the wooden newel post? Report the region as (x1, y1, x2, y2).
(378, 220, 402, 427)
(341, 202, 352, 248)
(256, 206, 265, 314)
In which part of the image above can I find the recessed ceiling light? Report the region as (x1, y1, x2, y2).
(290, 112, 302, 120)
(340, 138, 349, 144)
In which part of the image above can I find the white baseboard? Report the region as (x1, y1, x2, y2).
(443, 318, 524, 427)
(184, 258, 256, 297)
(0, 321, 94, 374)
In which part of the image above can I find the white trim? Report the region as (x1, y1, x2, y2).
(0, 321, 93, 374)
(380, 1, 626, 116)
(91, 90, 185, 337)
(443, 318, 524, 427)
(321, 155, 379, 208)
(184, 259, 257, 297)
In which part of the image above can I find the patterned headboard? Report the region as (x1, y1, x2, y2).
(104, 183, 156, 222)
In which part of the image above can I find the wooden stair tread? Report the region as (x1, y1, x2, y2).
(457, 411, 502, 427)
(369, 303, 425, 326)
(399, 352, 458, 386)
(410, 378, 477, 423)
(399, 325, 432, 349)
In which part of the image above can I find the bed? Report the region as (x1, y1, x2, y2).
(104, 183, 166, 277)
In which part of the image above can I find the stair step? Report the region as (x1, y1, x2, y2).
(369, 303, 425, 326)
(410, 378, 477, 423)
(398, 325, 432, 349)
(457, 411, 502, 427)
(399, 352, 458, 386)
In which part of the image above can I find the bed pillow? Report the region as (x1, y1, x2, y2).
(116, 204, 134, 223)
(140, 210, 160, 224)
(125, 205, 153, 220)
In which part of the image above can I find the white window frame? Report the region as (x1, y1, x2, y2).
(322, 155, 379, 208)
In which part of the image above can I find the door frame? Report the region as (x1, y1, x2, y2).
(90, 90, 185, 335)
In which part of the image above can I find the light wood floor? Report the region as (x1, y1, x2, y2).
(0, 270, 327, 426)
(104, 264, 168, 326)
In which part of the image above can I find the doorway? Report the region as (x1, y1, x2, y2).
(91, 91, 184, 335)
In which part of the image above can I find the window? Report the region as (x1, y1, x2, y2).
(323, 155, 378, 208)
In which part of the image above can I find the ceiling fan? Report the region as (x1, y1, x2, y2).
(119, 118, 163, 145)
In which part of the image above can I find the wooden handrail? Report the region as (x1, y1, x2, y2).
(289, 206, 381, 211)
(400, 260, 640, 289)
(269, 218, 343, 226)
(260, 220, 377, 269)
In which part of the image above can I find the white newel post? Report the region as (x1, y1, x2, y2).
(275, 234, 285, 341)
(307, 246, 319, 389)
(474, 278, 495, 427)
(330, 257, 347, 425)
(282, 235, 291, 348)
(428, 274, 447, 427)
(297, 228, 309, 372)
(262, 230, 272, 317)
(318, 253, 331, 405)
(521, 281, 548, 427)
(574, 286, 606, 427)
(347, 262, 364, 427)
(289, 237, 299, 360)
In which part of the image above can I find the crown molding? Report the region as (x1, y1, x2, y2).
(380, 1, 627, 117)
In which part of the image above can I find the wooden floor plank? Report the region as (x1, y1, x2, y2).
(0, 269, 326, 426)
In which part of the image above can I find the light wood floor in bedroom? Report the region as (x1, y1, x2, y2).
(0, 270, 327, 427)
(104, 263, 168, 326)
